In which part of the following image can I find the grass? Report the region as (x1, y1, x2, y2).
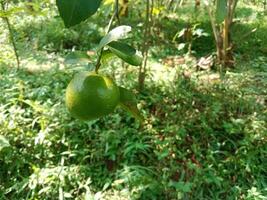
(0, 1, 267, 199)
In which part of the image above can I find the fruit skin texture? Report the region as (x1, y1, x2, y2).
(66, 72, 120, 121)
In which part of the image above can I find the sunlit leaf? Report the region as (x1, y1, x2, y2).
(108, 41, 142, 66)
(56, 0, 102, 27)
(0, 7, 24, 17)
(172, 28, 186, 42)
(0, 135, 10, 151)
(118, 87, 143, 122)
(178, 43, 186, 50)
(97, 25, 132, 51)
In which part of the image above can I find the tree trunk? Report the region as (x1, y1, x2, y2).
(206, 0, 238, 68)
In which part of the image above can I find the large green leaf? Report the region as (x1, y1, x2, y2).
(118, 87, 143, 122)
(56, 0, 102, 27)
(0, 135, 10, 151)
(97, 25, 132, 51)
(64, 51, 94, 71)
(108, 41, 143, 66)
(65, 51, 90, 65)
(215, 0, 227, 24)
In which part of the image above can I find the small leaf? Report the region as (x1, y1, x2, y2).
(97, 25, 132, 51)
(178, 43, 186, 50)
(65, 51, 90, 65)
(56, 0, 102, 27)
(215, 0, 227, 24)
(178, 28, 187, 38)
(118, 87, 143, 122)
(108, 41, 142, 66)
(0, 135, 10, 151)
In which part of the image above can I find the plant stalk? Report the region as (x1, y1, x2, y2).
(229, 0, 238, 25)
(138, 0, 151, 91)
(115, 0, 120, 24)
(205, 3, 222, 62)
(95, 0, 119, 73)
(1, 2, 20, 69)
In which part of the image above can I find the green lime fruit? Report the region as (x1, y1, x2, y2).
(66, 72, 120, 120)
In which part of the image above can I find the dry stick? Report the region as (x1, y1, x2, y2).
(223, 19, 229, 66)
(95, 0, 119, 73)
(1, 2, 20, 69)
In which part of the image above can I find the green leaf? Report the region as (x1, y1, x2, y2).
(215, 0, 227, 24)
(56, 0, 102, 27)
(65, 51, 90, 65)
(0, 7, 24, 17)
(97, 25, 132, 51)
(108, 41, 142, 66)
(169, 181, 192, 193)
(0, 135, 10, 151)
(118, 87, 143, 122)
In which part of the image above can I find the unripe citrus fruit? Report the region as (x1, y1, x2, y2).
(65, 72, 120, 120)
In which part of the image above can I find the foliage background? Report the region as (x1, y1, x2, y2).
(0, 0, 267, 199)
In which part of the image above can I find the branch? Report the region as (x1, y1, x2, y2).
(95, 0, 119, 73)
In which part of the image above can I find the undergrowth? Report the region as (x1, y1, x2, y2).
(0, 1, 267, 199)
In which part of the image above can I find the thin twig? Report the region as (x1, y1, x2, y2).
(95, 0, 119, 73)
(1, 2, 20, 69)
(115, 0, 120, 24)
(139, 0, 151, 91)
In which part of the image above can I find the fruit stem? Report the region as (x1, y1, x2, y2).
(95, 0, 119, 73)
